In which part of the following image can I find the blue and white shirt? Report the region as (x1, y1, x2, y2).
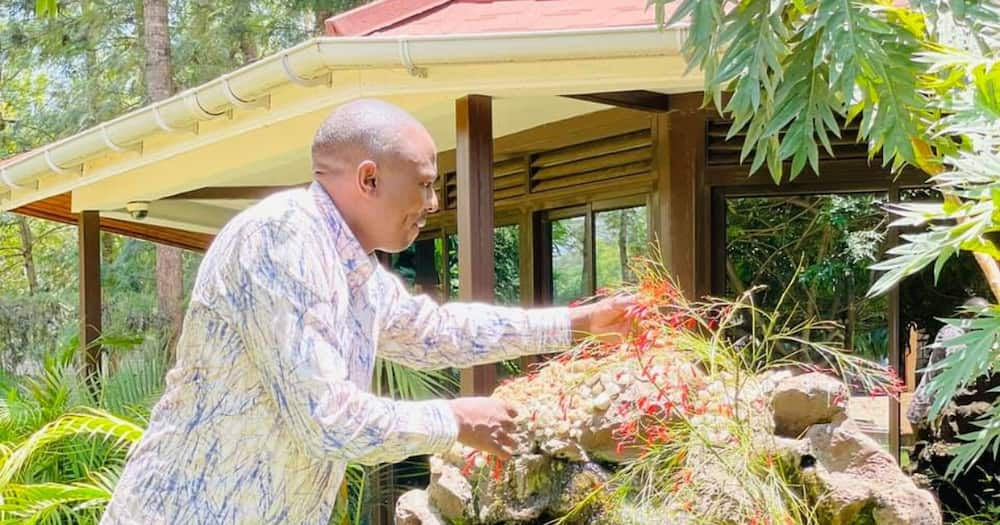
(100, 182, 570, 524)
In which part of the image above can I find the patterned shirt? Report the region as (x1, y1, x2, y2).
(100, 182, 570, 524)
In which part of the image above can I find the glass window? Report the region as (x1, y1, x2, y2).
(445, 225, 521, 304)
(725, 194, 889, 359)
(725, 193, 893, 449)
(550, 216, 587, 305)
(494, 225, 521, 305)
(390, 237, 446, 301)
(595, 206, 649, 289)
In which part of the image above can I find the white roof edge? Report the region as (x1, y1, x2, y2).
(0, 25, 686, 205)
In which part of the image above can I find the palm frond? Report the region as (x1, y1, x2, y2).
(0, 409, 142, 488)
(99, 348, 168, 417)
(0, 478, 112, 525)
(371, 358, 457, 401)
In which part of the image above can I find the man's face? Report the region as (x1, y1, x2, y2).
(368, 125, 439, 253)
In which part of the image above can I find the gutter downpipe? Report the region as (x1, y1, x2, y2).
(0, 26, 686, 204)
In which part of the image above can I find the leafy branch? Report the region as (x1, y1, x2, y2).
(649, 0, 1000, 475)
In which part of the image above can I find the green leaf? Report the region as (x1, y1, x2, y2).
(924, 316, 1000, 419)
(34, 0, 57, 18)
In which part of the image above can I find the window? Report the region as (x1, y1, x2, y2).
(542, 200, 650, 305)
(550, 215, 587, 305)
(595, 207, 649, 290)
(444, 225, 523, 304)
(396, 225, 520, 304)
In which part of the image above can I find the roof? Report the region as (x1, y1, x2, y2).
(327, 0, 666, 36)
(0, 25, 696, 233)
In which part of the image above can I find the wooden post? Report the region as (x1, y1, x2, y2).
(519, 210, 542, 371)
(79, 210, 102, 381)
(654, 110, 709, 298)
(414, 238, 441, 301)
(887, 184, 902, 461)
(456, 94, 498, 396)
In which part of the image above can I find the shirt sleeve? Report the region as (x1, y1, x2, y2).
(375, 267, 572, 370)
(217, 223, 458, 466)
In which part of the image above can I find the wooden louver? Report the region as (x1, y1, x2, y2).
(442, 128, 654, 209)
(706, 119, 869, 166)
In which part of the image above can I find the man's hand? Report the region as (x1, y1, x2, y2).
(448, 397, 518, 459)
(569, 294, 636, 344)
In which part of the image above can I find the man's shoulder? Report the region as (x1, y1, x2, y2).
(218, 188, 318, 239)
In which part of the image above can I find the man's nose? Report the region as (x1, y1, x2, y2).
(425, 187, 439, 214)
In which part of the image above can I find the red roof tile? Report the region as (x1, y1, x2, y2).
(326, 0, 664, 37)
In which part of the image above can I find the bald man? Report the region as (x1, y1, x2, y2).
(100, 99, 632, 525)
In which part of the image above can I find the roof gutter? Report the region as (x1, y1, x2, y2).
(0, 25, 686, 200)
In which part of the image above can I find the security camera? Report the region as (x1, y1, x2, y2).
(125, 201, 150, 220)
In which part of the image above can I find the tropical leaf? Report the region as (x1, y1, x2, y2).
(949, 398, 1000, 477)
(0, 409, 142, 489)
(0, 477, 113, 525)
(371, 358, 457, 401)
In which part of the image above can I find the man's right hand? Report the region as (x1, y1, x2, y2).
(448, 397, 519, 459)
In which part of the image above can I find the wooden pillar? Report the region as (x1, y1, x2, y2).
(519, 210, 541, 371)
(79, 210, 102, 379)
(456, 94, 498, 396)
(887, 184, 902, 461)
(413, 238, 441, 301)
(654, 109, 709, 298)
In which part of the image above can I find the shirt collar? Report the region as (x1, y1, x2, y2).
(310, 181, 378, 289)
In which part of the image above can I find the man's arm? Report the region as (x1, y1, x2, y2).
(218, 224, 457, 466)
(376, 268, 633, 370)
(375, 268, 569, 370)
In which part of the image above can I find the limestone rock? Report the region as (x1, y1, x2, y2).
(395, 490, 445, 525)
(798, 414, 942, 525)
(399, 352, 941, 525)
(771, 372, 849, 437)
(427, 456, 472, 521)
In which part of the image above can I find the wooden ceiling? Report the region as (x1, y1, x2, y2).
(13, 193, 213, 252)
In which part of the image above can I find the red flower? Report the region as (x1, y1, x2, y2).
(490, 455, 505, 481)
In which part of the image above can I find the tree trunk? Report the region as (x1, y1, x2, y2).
(83, 0, 99, 128)
(16, 216, 39, 295)
(102, 232, 115, 266)
(142, 0, 185, 354)
(239, 32, 259, 64)
(315, 9, 334, 36)
(617, 210, 630, 283)
(143, 0, 173, 101)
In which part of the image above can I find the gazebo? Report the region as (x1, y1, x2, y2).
(1, 0, 924, 483)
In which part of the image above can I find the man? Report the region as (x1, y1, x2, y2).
(101, 99, 633, 524)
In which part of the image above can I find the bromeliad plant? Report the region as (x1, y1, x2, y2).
(647, 0, 1000, 477)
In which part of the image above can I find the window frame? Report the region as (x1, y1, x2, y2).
(538, 194, 652, 304)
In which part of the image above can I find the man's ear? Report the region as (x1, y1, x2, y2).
(357, 160, 378, 196)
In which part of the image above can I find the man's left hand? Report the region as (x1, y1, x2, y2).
(569, 294, 636, 344)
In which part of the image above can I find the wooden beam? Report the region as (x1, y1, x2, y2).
(78, 210, 102, 380)
(414, 238, 441, 302)
(565, 90, 672, 113)
(888, 184, 902, 462)
(519, 209, 542, 372)
(14, 193, 213, 252)
(456, 94, 498, 396)
(654, 110, 709, 298)
(437, 107, 651, 175)
(705, 160, 928, 192)
(161, 185, 307, 200)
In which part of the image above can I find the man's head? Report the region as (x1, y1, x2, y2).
(312, 99, 439, 253)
